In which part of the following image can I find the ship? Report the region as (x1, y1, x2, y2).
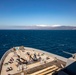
(0, 46, 76, 75)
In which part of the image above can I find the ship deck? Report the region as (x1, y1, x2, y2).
(0, 46, 66, 75)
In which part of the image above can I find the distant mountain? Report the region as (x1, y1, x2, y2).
(29, 25, 76, 30)
(0, 25, 76, 30)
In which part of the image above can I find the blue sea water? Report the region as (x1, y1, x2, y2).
(0, 30, 76, 59)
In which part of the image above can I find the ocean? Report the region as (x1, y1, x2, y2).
(0, 30, 76, 59)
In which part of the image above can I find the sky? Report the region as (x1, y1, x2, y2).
(0, 0, 76, 26)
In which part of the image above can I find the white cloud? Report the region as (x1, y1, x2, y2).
(36, 24, 49, 27)
(51, 25, 62, 27)
(35, 24, 62, 27)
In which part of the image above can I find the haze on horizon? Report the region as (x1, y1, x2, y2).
(0, 0, 76, 27)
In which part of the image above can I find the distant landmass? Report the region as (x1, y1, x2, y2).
(0, 25, 76, 30)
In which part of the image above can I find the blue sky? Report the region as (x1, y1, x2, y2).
(0, 0, 76, 26)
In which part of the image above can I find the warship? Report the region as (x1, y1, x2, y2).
(0, 46, 76, 75)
